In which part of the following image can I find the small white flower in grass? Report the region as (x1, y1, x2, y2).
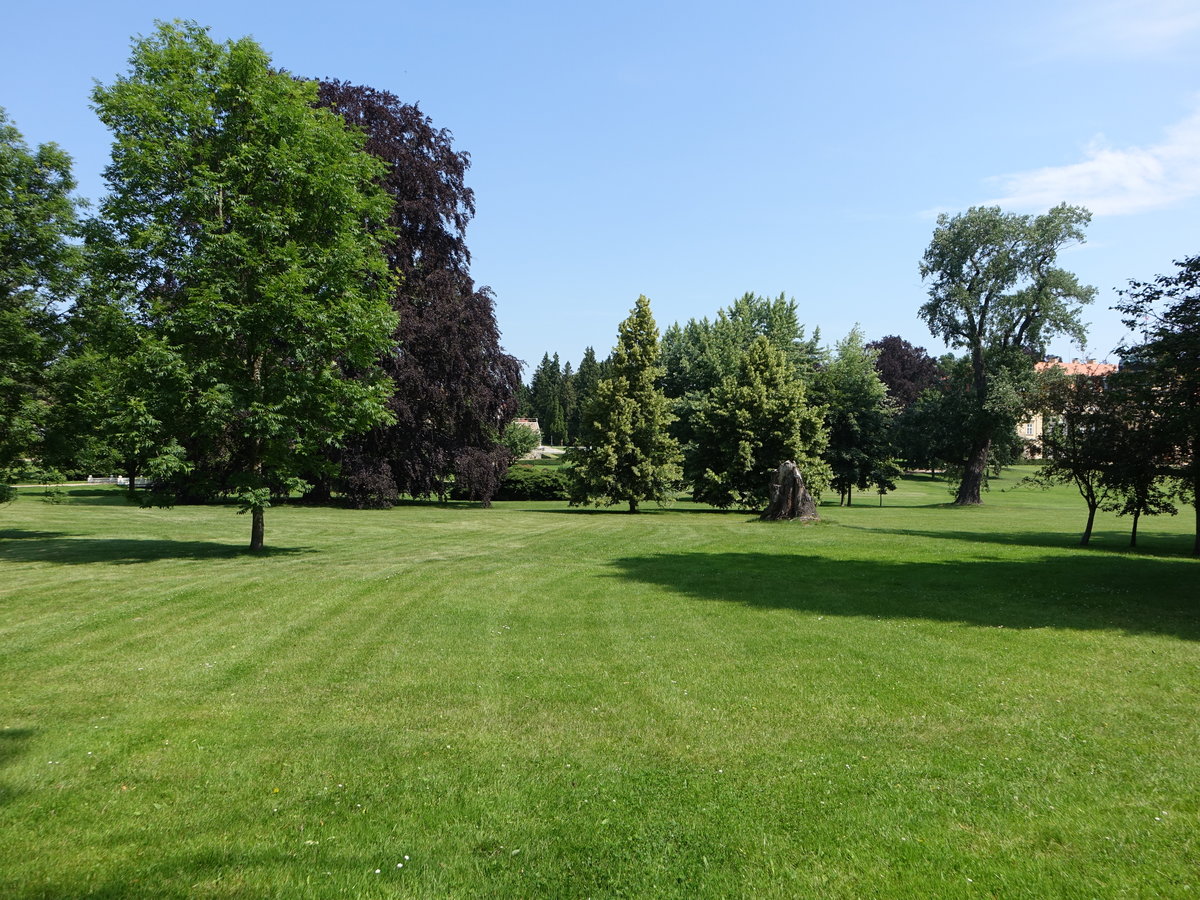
(404, 855, 409, 860)
(375, 869, 381, 874)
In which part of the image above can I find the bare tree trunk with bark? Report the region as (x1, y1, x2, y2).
(760, 460, 819, 522)
(955, 439, 990, 505)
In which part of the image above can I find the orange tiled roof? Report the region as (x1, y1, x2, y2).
(1035, 360, 1118, 377)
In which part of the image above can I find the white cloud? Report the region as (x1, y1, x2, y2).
(983, 105, 1200, 215)
(1046, 0, 1200, 59)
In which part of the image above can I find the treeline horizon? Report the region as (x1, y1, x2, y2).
(2, 22, 1196, 554)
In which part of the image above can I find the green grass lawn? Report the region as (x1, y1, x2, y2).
(1, 474, 1197, 898)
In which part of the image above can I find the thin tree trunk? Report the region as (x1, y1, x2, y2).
(250, 506, 265, 551)
(1081, 504, 1096, 546)
(955, 439, 990, 505)
(1130, 509, 1140, 548)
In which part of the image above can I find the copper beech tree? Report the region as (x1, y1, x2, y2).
(314, 81, 521, 508)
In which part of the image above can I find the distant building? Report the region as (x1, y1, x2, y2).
(513, 417, 541, 438)
(1018, 358, 1118, 456)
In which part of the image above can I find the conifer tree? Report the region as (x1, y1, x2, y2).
(813, 328, 901, 505)
(529, 352, 566, 446)
(688, 336, 828, 509)
(567, 296, 681, 512)
(569, 347, 601, 444)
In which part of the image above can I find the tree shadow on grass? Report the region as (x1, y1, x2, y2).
(0, 530, 69, 541)
(2, 845, 399, 900)
(0, 728, 34, 808)
(0, 537, 313, 565)
(606, 551, 1200, 641)
(835, 521, 1194, 559)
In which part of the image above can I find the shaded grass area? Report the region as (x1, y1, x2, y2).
(0, 477, 1197, 898)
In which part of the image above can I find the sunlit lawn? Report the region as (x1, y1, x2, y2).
(1, 473, 1197, 897)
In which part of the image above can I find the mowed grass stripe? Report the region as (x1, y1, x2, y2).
(0, 479, 1197, 898)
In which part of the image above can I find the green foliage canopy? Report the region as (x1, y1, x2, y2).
(688, 336, 828, 510)
(88, 21, 398, 549)
(567, 296, 681, 512)
(919, 204, 1095, 504)
(1117, 254, 1200, 555)
(813, 328, 900, 505)
(0, 108, 82, 471)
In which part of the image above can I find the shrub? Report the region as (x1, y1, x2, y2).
(494, 465, 570, 501)
(0, 462, 65, 485)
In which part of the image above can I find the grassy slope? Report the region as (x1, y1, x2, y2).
(0, 475, 1196, 898)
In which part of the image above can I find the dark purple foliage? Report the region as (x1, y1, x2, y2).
(866, 335, 940, 408)
(315, 81, 521, 507)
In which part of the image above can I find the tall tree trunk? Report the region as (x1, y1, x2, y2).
(1129, 509, 1140, 548)
(250, 506, 265, 551)
(1081, 503, 1097, 546)
(954, 439, 990, 505)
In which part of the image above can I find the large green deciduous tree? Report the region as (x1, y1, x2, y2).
(89, 21, 398, 550)
(688, 335, 828, 510)
(567, 296, 681, 512)
(919, 204, 1094, 504)
(0, 108, 81, 472)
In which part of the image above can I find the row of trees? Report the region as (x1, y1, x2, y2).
(5, 24, 1194, 550)
(1030, 256, 1200, 553)
(1, 22, 520, 548)
(551, 293, 903, 514)
(533, 209, 1196, 553)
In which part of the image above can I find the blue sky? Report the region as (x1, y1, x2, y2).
(4, 0, 1198, 374)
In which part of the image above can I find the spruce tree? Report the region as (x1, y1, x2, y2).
(529, 353, 566, 446)
(567, 296, 681, 512)
(569, 347, 602, 443)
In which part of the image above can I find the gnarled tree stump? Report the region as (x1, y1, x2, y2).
(760, 460, 818, 521)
